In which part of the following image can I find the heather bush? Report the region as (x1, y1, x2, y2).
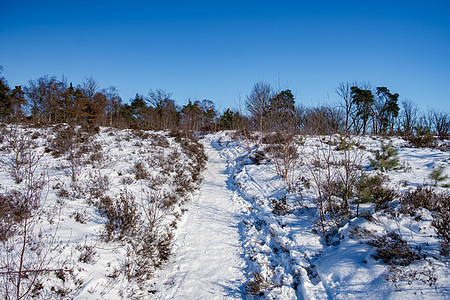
(432, 210, 450, 256)
(400, 186, 450, 215)
(406, 125, 436, 148)
(134, 161, 150, 180)
(97, 191, 140, 240)
(367, 231, 421, 266)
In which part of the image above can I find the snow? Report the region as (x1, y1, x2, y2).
(151, 139, 247, 298)
(1, 126, 449, 299)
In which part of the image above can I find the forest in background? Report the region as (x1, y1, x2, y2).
(1, 68, 448, 139)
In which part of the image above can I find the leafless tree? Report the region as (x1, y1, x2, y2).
(147, 89, 178, 130)
(428, 109, 450, 137)
(336, 82, 357, 133)
(104, 86, 123, 127)
(246, 81, 273, 144)
(25, 76, 66, 124)
(400, 99, 418, 135)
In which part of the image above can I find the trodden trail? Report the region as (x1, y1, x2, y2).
(153, 138, 248, 299)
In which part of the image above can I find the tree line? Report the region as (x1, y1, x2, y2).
(0, 68, 448, 138)
(246, 81, 449, 138)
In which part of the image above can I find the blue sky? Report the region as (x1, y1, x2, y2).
(1, 0, 449, 112)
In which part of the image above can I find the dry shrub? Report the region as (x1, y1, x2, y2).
(97, 191, 140, 240)
(367, 231, 421, 266)
(133, 161, 149, 180)
(88, 172, 110, 199)
(245, 271, 273, 296)
(49, 125, 76, 157)
(132, 129, 150, 140)
(249, 150, 268, 165)
(432, 210, 450, 256)
(400, 187, 450, 215)
(384, 260, 437, 290)
(76, 242, 98, 264)
(406, 130, 435, 148)
(148, 133, 170, 148)
(0, 192, 28, 242)
(271, 196, 291, 215)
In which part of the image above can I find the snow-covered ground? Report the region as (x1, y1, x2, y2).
(150, 139, 248, 298)
(1, 126, 449, 299)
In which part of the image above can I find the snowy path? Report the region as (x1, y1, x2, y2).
(154, 141, 247, 299)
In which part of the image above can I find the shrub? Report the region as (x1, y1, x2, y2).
(429, 165, 448, 187)
(432, 210, 450, 256)
(0, 192, 27, 242)
(134, 161, 149, 180)
(262, 132, 285, 145)
(245, 271, 273, 296)
(49, 125, 76, 157)
(356, 173, 397, 210)
(148, 133, 170, 148)
(334, 134, 354, 151)
(369, 140, 399, 171)
(406, 125, 435, 148)
(76, 242, 98, 264)
(400, 186, 450, 215)
(271, 196, 290, 215)
(97, 192, 140, 240)
(367, 231, 421, 266)
(250, 150, 268, 165)
(88, 172, 111, 199)
(384, 260, 437, 290)
(132, 129, 150, 140)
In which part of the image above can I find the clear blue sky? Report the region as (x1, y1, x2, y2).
(1, 0, 449, 112)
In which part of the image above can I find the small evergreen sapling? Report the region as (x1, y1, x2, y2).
(370, 140, 399, 171)
(429, 165, 448, 187)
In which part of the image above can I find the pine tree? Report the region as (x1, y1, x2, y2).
(351, 86, 374, 135)
(429, 166, 448, 187)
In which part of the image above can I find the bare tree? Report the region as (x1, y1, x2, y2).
(428, 109, 450, 137)
(336, 82, 357, 133)
(246, 81, 273, 144)
(400, 99, 418, 135)
(147, 89, 178, 130)
(104, 86, 123, 127)
(25, 76, 66, 124)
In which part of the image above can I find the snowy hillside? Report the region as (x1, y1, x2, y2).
(1, 125, 449, 299)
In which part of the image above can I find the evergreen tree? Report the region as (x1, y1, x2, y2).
(130, 94, 147, 128)
(376, 87, 400, 134)
(351, 86, 374, 135)
(0, 76, 11, 121)
(220, 108, 235, 129)
(269, 89, 295, 133)
(181, 100, 202, 132)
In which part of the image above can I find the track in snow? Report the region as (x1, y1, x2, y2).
(154, 140, 247, 299)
